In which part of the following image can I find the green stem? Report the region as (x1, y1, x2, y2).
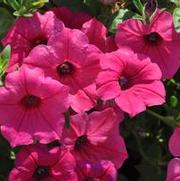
(146, 109, 176, 128)
(132, 131, 156, 167)
(64, 109, 70, 128)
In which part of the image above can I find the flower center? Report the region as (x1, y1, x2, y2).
(118, 76, 129, 90)
(144, 32, 163, 45)
(74, 135, 89, 151)
(32, 37, 48, 47)
(21, 95, 41, 109)
(84, 177, 95, 181)
(57, 62, 74, 76)
(33, 166, 49, 180)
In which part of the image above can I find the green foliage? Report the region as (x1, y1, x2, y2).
(0, 8, 14, 39)
(0, 45, 10, 75)
(170, 0, 180, 6)
(173, 7, 180, 32)
(108, 9, 134, 33)
(3, 0, 49, 17)
(132, 0, 144, 14)
(0, 45, 11, 86)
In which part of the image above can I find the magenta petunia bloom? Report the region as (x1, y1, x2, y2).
(96, 49, 165, 117)
(2, 11, 63, 71)
(0, 66, 69, 147)
(24, 28, 101, 112)
(76, 160, 117, 181)
(61, 108, 128, 168)
(115, 10, 180, 79)
(51, 7, 91, 29)
(9, 144, 78, 181)
(166, 158, 180, 181)
(69, 83, 97, 113)
(82, 18, 118, 53)
(169, 128, 180, 156)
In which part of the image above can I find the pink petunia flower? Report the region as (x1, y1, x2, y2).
(2, 11, 63, 71)
(166, 158, 180, 181)
(9, 144, 78, 181)
(69, 83, 97, 113)
(51, 7, 91, 29)
(24, 28, 101, 112)
(96, 49, 165, 117)
(76, 160, 117, 181)
(61, 108, 128, 168)
(0, 66, 69, 147)
(82, 18, 118, 53)
(169, 128, 180, 157)
(115, 9, 180, 79)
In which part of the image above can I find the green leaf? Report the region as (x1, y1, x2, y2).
(173, 7, 180, 32)
(0, 8, 14, 39)
(4, 0, 20, 10)
(0, 45, 11, 76)
(108, 9, 134, 33)
(136, 160, 165, 181)
(3, 0, 49, 17)
(170, 95, 178, 107)
(0, 45, 11, 86)
(32, 0, 49, 8)
(170, 0, 180, 7)
(132, 0, 144, 15)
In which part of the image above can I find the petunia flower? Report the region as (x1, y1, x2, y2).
(2, 11, 64, 72)
(51, 7, 91, 29)
(69, 83, 97, 113)
(61, 108, 128, 168)
(76, 160, 117, 181)
(115, 9, 180, 79)
(0, 66, 69, 147)
(24, 28, 101, 112)
(96, 49, 165, 117)
(166, 158, 180, 181)
(169, 128, 180, 157)
(9, 144, 78, 181)
(82, 18, 118, 53)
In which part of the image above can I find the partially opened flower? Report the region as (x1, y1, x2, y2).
(96, 49, 165, 117)
(77, 160, 117, 181)
(9, 144, 78, 181)
(0, 66, 69, 147)
(2, 11, 63, 71)
(51, 7, 91, 29)
(82, 18, 118, 52)
(61, 108, 128, 168)
(169, 128, 180, 156)
(24, 28, 101, 112)
(115, 9, 180, 79)
(166, 158, 180, 181)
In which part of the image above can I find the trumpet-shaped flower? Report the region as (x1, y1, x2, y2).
(9, 144, 78, 181)
(96, 49, 165, 117)
(61, 108, 128, 168)
(115, 10, 180, 79)
(0, 66, 69, 147)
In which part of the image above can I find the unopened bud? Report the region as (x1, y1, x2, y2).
(144, 0, 158, 17)
(99, 0, 117, 5)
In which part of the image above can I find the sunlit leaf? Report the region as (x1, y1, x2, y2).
(173, 7, 180, 32)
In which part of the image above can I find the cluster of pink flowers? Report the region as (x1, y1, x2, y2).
(1, 6, 180, 180)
